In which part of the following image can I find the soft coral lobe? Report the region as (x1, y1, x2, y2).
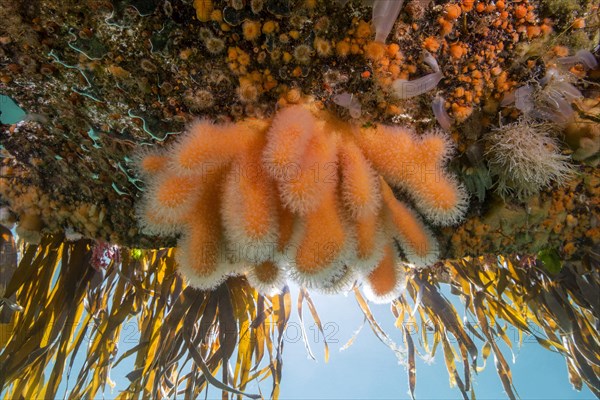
(263, 105, 315, 179)
(175, 167, 231, 290)
(277, 130, 338, 215)
(247, 260, 287, 296)
(170, 120, 252, 175)
(222, 137, 279, 264)
(176, 227, 227, 290)
(351, 212, 387, 276)
(380, 178, 439, 267)
(354, 125, 467, 226)
(339, 139, 385, 273)
(291, 185, 348, 289)
(134, 148, 169, 178)
(137, 173, 198, 235)
(339, 139, 381, 219)
(364, 243, 406, 304)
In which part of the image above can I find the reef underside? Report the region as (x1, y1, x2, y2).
(0, 0, 598, 265)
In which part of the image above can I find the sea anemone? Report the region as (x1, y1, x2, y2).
(242, 20, 262, 41)
(502, 68, 583, 124)
(485, 120, 574, 200)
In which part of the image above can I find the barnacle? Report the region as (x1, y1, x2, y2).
(137, 104, 468, 301)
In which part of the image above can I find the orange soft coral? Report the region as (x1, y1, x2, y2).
(134, 149, 168, 178)
(262, 105, 314, 179)
(175, 167, 235, 290)
(247, 260, 287, 295)
(380, 178, 439, 267)
(169, 120, 253, 175)
(354, 126, 467, 225)
(139, 174, 198, 234)
(221, 132, 279, 263)
(277, 131, 338, 214)
(339, 139, 381, 219)
(290, 186, 349, 287)
(136, 104, 468, 299)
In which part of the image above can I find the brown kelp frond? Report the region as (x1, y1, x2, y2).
(371, 255, 599, 399)
(0, 233, 291, 399)
(450, 255, 599, 397)
(1, 230, 598, 399)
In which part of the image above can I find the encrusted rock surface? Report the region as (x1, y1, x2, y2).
(0, 0, 598, 260)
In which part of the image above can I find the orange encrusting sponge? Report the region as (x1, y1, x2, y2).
(136, 104, 467, 300)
